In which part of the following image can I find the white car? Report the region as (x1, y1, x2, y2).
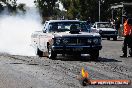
(92, 22, 118, 40)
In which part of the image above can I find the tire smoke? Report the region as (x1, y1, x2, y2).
(0, 7, 42, 56)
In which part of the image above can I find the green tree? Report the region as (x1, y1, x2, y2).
(79, 0, 98, 21)
(61, 0, 80, 19)
(34, 0, 58, 20)
(60, 0, 132, 21)
(0, 0, 26, 14)
(17, 3, 26, 13)
(6, 0, 17, 13)
(0, 3, 4, 12)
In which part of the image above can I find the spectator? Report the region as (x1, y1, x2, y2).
(120, 15, 132, 57)
(115, 17, 120, 36)
(109, 18, 115, 28)
(86, 17, 92, 30)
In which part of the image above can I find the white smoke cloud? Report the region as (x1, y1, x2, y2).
(0, 6, 42, 56)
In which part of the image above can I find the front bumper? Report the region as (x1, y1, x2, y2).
(52, 45, 102, 54)
(99, 31, 117, 38)
(100, 34, 117, 38)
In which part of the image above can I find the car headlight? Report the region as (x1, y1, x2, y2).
(55, 38, 61, 45)
(87, 39, 92, 43)
(93, 38, 99, 44)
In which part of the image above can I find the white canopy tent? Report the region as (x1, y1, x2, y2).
(111, 2, 132, 24)
(111, 2, 132, 36)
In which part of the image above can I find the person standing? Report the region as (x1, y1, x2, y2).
(115, 17, 120, 36)
(120, 15, 132, 57)
(110, 19, 115, 28)
(86, 17, 92, 31)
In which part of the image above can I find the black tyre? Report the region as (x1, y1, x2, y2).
(113, 37, 117, 41)
(90, 50, 99, 60)
(36, 48, 43, 57)
(73, 53, 81, 60)
(73, 53, 81, 57)
(48, 45, 57, 59)
(107, 37, 110, 40)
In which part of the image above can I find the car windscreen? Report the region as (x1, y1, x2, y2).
(48, 22, 89, 32)
(97, 23, 112, 28)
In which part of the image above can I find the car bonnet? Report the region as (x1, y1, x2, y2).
(53, 32, 100, 38)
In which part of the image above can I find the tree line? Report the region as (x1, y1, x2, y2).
(60, 0, 132, 21)
(34, 0, 132, 22)
(0, 0, 132, 22)
(0, 0, 26, 14)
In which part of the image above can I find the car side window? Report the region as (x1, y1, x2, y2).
(96, 23, 100, 28)
(48, 23, 59, 32)
(43, 22, 49, 33)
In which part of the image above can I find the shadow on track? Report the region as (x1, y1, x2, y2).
(52, 54, 121, 62)
(98, 57, 122, 62)
(101, 38, 123, 41)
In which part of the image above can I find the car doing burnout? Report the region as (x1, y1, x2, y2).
(31, 20, 102, 60)
(92, 22, 118, 40)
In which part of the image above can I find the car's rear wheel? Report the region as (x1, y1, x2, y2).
(36, 48, 43, 57)
(48, 45, 57, 59)
(90, 50, 99, 61)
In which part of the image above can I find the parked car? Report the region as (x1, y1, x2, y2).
(91, 22, 118, 40)
(31, 20, 102, 60)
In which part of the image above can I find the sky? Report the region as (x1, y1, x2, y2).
(17, 0, 35, 7)
(17, 0, 65, 11)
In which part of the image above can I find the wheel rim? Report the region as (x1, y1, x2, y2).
(35, 48, 37, 55)
(35, 48, 39, 55)
(129, 49, 132, 56)
(48, 47, 51, 58)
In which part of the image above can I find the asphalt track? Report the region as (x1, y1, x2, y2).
(0, 38, 132, 88)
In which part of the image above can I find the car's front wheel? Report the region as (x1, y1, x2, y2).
(107, 37, 110, 40)
(90, 50, 99, 60)
(48, 45, 57, 59)
(113, 37, 117, 41)
(36, 48, 43, 57)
